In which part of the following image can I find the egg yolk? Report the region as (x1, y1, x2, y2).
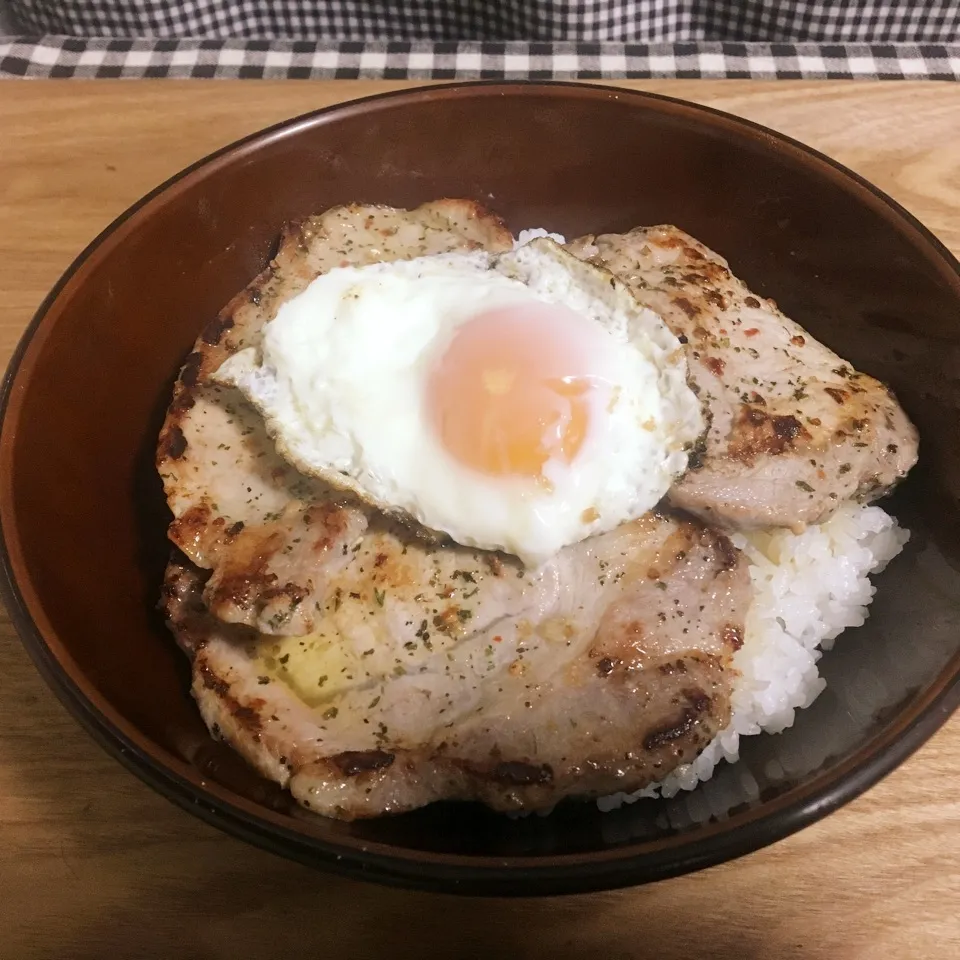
(427, 302, 599, 479)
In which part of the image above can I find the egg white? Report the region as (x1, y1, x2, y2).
(213, 239, 703, 566)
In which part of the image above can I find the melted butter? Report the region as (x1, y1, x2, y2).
(256, 630, 363, 708)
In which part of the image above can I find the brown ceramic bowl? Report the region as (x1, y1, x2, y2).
(2, 82, 959, 896)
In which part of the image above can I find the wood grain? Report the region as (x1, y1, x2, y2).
(1, 80, 958, 960)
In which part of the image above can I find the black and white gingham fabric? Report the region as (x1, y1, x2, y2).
(3, 38, 958, 79)
(2, 0, 959, 79)
(8, 0, 960, 42)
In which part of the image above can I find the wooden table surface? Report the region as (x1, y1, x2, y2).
(1, 80, 959, 959)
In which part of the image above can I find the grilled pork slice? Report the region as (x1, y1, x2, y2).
(157, 201, 515, 636)
(567, 226, 918, 530)
(162, 512, 750, 819)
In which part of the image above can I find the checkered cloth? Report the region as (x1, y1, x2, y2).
(8, 1, 960, 42)
(2, 38, 958, 79)
(2, 0, 958, 79)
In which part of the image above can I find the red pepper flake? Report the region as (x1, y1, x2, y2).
(744, 328, 760, 337)
(493, 635, 503, 643)
(705, 356, 726, 377)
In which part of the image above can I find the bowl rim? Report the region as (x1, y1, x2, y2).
(2, 79, 959, 896)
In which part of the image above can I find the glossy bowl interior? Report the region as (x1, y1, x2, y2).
(2, 82, 959, 896)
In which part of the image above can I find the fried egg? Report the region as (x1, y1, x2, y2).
(213, 239, 703, 566)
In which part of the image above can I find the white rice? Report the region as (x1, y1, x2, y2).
(511, 227, 910, 812)
(597, 503, 909, 811)
(515, 227, 567, 247)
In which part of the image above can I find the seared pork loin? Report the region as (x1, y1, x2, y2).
(162, 510, 749, 818)
(567, 226, 918, 530)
